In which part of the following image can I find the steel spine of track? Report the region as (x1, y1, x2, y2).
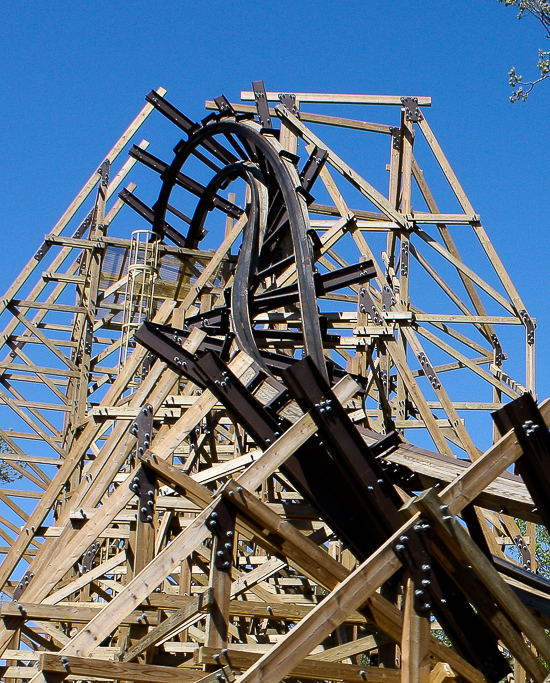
(152, 117, 328, 379)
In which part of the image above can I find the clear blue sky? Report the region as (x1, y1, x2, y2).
(0, 0, 548, 399)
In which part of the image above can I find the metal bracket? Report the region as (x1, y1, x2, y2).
(252, 80, 273, 129)
(512, 534, 532, 572)
(359, 286, 383, 326)
(128, 146, 243, 221)
(416, 352, 441, 391)
(130, 404, 154, 458)
(13, 570, 35, 600)
(131, 464, 158, 524)
(278, 93, 299, 117)
(279, 148, 301, 165)
(82, 541, 100, 573)
(400, 241, 410, 278)
(73, 211, 94, 240)
(490, 333, 505, 366)
(98, 159, 110, 188)
(379, 369, 388, 398)
(381, 283, 396, 312)
(378, 457, 422, 490)
(300, 146, 328, 194)
(75, 323, 93, 365)
(389, 126, 402, 150)
(214, 95, 235, 118)
(119, 189, 187, 247)
(33, 241, 52, 262)
(401, 97, 423, 123)
(207, 499, 236, 572)
(393, 519, 434, 613)
(140, 352, 156, 382)
(519, 309, 535, 345)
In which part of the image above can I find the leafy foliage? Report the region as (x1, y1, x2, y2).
(498, 0, 550, 100)
(0, 438, 23, 483)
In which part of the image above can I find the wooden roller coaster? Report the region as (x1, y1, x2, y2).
(0, 82, 547, 683)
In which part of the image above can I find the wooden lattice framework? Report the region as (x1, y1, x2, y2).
(0, 85, 547, 683)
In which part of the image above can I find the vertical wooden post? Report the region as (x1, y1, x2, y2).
(204, 538, 232, 656)
(401, 573, 431, 683)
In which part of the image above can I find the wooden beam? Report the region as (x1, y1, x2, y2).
(240, 92, 431, 106)
(38, 653, 229, 683)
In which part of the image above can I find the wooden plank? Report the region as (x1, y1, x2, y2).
(400, 326, 479, 459)
(0, 601, 159, 626)
(411, 157, 499, 348)
(240, 92, 431, 106)
(430, 663, 457, 683)
(226, 600, 367, 625)
(39, 653, 226, 683)
(0, 304, 178, 628)
(0, 362, 77, 378)
(206, 99, 400, 135)
(42, 552, 127, 605)
(198, 646, 401, 682)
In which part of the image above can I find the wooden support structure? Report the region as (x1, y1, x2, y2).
(0, 83, 547, 683)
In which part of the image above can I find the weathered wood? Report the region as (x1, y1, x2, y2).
(39, 653, 228, 683)
(0, 87, 542, 683)
(400, 574, 430, 683)
(197, 646, 401, 682)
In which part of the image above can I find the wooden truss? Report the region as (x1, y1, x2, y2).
(0, 84, 547, 683)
